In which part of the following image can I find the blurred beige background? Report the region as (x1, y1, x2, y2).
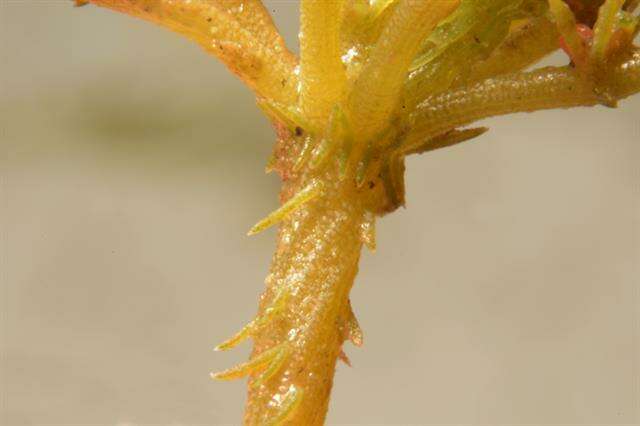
(1, 2, 639, 425)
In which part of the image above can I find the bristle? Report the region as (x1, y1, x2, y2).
(265, 385, 303, 426)
(338, 143, 352, 180)
(214, 322, 254, 352)
(248, 180, 324, 236)
(264, 151, 277, 174)
(346, 302, 363, 347)
(250, 344, 290, 389)
(379, 155, 405, 210)
(211, 343, 284, 381)
(355, 143, 373, 188)
(293, 136, 314, 172)
(215, 287, 289, 351)
(308, 138, 334, 170)
(402, 127, 489, 155)
(338, 349, 352, 367)
(309, 105, 350, 171)
(327, 105, 353, 178)
(257, 98, 309, 135)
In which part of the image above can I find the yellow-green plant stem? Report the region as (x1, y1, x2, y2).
(243, 171, 365, 426)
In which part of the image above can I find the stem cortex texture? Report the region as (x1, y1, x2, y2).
(245, 172, 364, 425)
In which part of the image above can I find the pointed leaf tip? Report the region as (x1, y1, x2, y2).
(248, 180, 324, 236)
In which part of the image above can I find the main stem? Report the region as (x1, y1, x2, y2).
(244, 173, 365, 425)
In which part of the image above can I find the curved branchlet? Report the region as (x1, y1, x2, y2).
(404, 0, 638, 150)
(406, 49, 640, 146)
(299, 0, 347, 129)
(401, 0, 550, 109)
(81, 0, 298, 104)
(346, 0, 460, 144)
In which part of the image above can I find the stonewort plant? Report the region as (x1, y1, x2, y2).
(73, 0, 640, 424)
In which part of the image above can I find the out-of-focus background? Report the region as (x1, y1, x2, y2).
(1, 2, 639, 425)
